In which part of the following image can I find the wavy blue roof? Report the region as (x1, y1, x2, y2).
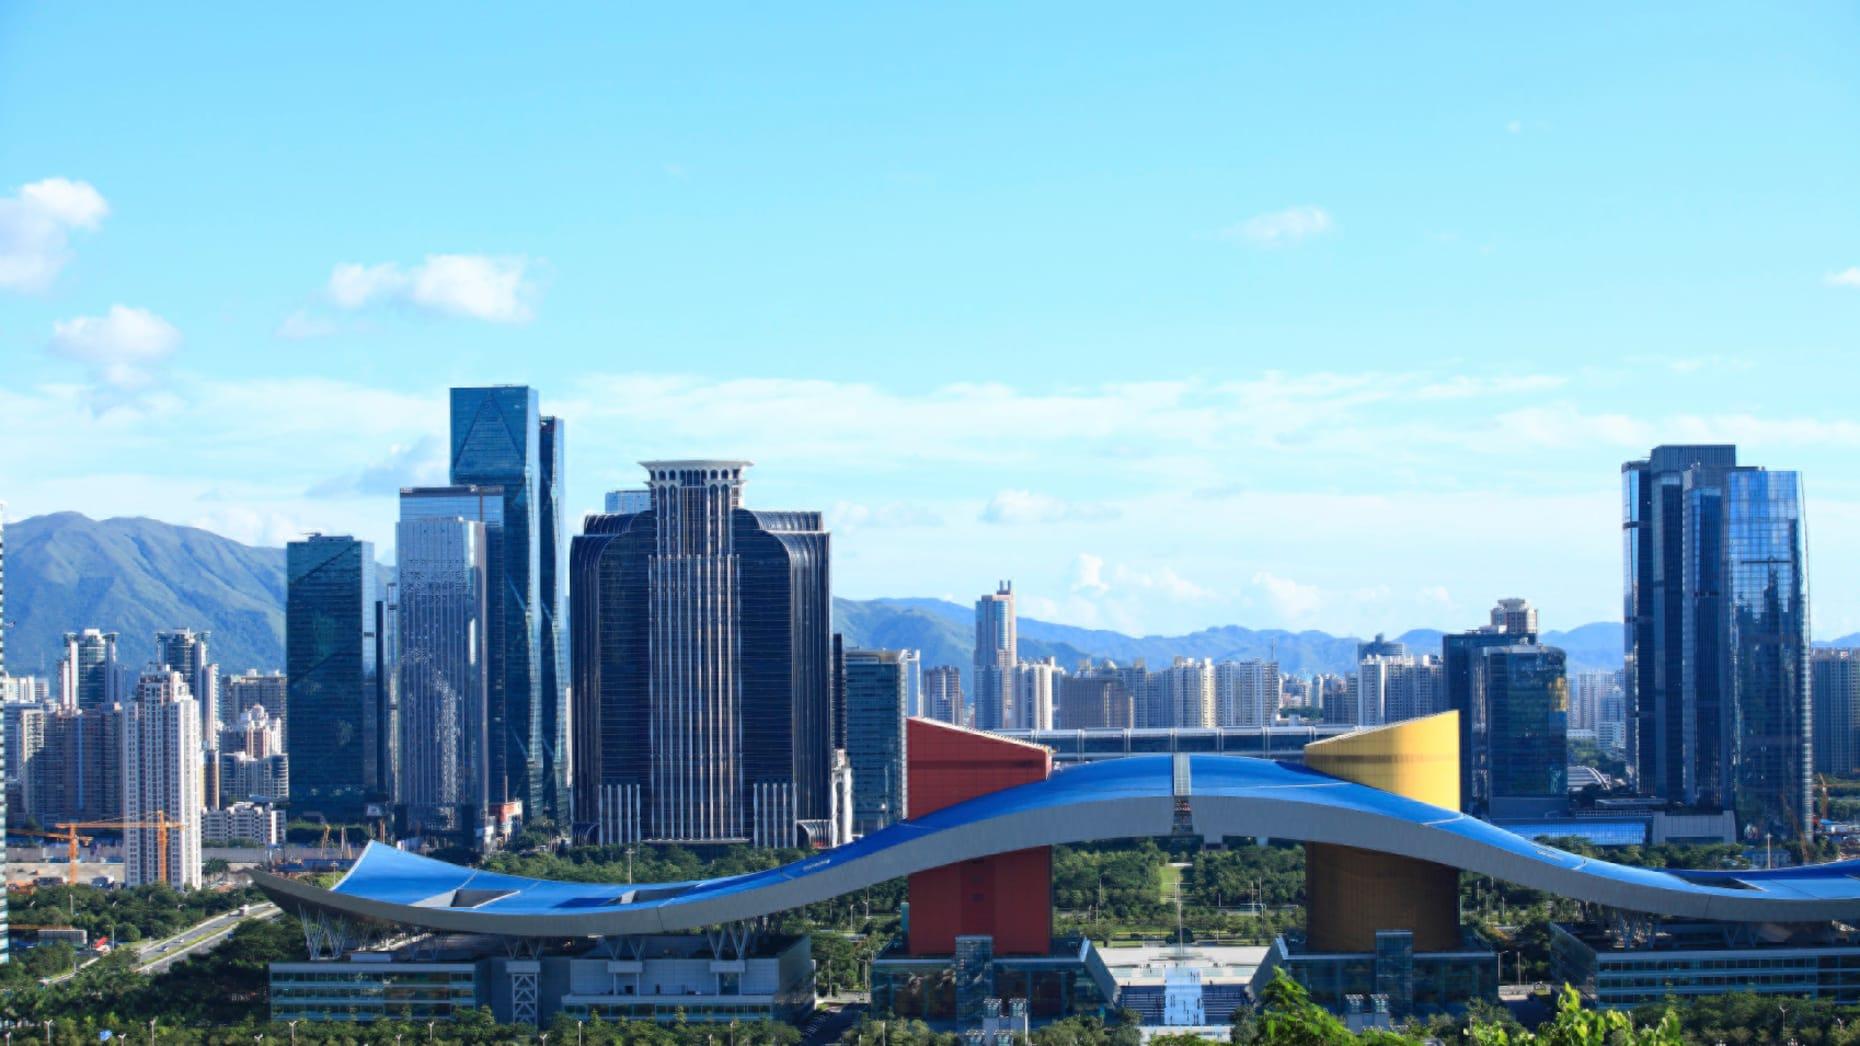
(254, 754, 1860, 936)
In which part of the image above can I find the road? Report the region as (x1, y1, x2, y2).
(135, 902, 281, 974)
(38, 902, 281, 985)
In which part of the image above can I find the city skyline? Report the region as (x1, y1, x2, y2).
(5, 6, 1860, 640)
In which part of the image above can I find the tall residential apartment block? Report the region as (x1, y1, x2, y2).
(1351, 655, 1444, 728)
(21, 706, 123, 826)
(1156, 657, 1215, 729)
(123, 669, 202, 888)
(222, 670, 287, 726)
(286, 534, 381, 820)
(1812, 650, 1860, 779)
(570, 461, 833, 847)
(1624, 445, 1813, 840)
(1216, 660, 1280, 728)
(448, 387, 568, 823)
(843, 648, 910, 835)
(972, 583, 1017, 731)
(923, 666, 964, 726)
(59, 629, 123, 711)
(396, 490, 493, 845)
(154, 629, 218, 747)
(1056, 665, 1135, 730)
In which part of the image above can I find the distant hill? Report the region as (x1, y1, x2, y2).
(3, 513, 1626, 688)
(4, 513, 287, 674)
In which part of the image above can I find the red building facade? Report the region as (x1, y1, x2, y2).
(904, 718, 1054, 955)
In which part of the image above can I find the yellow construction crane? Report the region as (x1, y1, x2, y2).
(9, 827, 96, 886)
(56, 811, 186, 885)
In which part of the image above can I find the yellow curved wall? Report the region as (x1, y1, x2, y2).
(1303, 710, 1459, 810)
(1302, 711, 1463, 953)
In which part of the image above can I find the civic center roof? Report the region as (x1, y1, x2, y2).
(253, 754, 1860, 937)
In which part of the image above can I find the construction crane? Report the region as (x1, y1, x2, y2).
(56, 812, 185, 886)
(8, 827, 96, 886)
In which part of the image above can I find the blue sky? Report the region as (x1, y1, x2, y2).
(2, 4, 1858, 637)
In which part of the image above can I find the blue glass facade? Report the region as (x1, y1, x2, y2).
(1476, 643, 1568, 817)
(1623, 446, 1812, 841)
(286, 534, 380, 819)
(1443, 628, 1533, 814)
(537, 416, 568, 822)
(1723, 469, 1812, 841)
(449, 387, 543, 817)
(842, 649, 909, 834)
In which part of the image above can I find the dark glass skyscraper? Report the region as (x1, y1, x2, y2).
(1623, 445, 1812, 840)
(536, 415, 568, 823)
(843, 648, 909, 835)
(1475, 642, 1568, 817)
(449, 387, 544, 818)
(1443, 626, 1535, 813)
(286, 534, 380, 820)
(570, 461, 832, 847)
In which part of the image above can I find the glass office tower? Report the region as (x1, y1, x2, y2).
(286, 534, 380, 820)
(537, 416, 568, 823)
(843, 648, 909, 835)
(1476, 643, 1569, 817)
(570, 462, 833, 847)
(1623, 446, 1812, 840)
(395, 510, 490, 845)
(449, 387, 544, 820)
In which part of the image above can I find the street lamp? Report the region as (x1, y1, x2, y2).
(288, 1021, 299, 1046)
(576, 1021, 584, 1046)
(147, 1018, 156, 1045)
(427, 1022, 436, 1043)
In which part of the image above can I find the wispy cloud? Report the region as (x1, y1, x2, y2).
(48, 305, 181, 398)
(1827, 267, 1860, 289)
(979, 489, 1118, 525)
(0, 178, 108, 292)
(1221, 205, 1334, 247)
(327, 254, 537, 322)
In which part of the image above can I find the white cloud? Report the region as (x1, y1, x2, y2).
(48, 305, 181, 391)
(1252, 571, 1323, 622)
(1072, 554, 1111, 596)
(1827, 267, 1860, 289)
(1506, 119, 1523, 135)
(1417, 585, 1453, 606)
(0, 178, 108, 292)
(1222, 206, 1334, 247)
(327, 254, 535, 322)
(979, 489, 1117, 525)
(307, 435, 447, 498)
(827, 501, 941, 530)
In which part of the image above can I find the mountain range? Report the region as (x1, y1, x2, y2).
(2, 512, 1644, 683)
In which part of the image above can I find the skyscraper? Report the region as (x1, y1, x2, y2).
(604, 490, 651, 514)
(154, 629, 218, 749)
(536, 415, 568, 823)
(1055, 668, 1134, 729)
(973, 583, 1016, 731)
(1013, 657, 1061, 731)
(923, 666, 964, 726)
(222, 670, 287, 727)
(1812, 649, 1860, 778)
(1353, 655, 1444, 727)
(1623, 445, 1813, 840)
(1216, 659, 1280, 728)
(1443, 600, 1539, 813)
(286, 534, 380, 820)
(123, 668, 203, 888)
(449, 386, 546, 821)
(1158, 657, 1215, 729)
(1489, 599, 1539, 635)
(396, 496, 492, 845)
(59, 629, 122, 711)
(843, 648, 909, 835)
(1475, 643, 1569, 817)
(570, 461, 832, 847)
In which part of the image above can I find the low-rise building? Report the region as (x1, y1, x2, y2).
(1551, 921, 1860, 1008)
(203, 802, 284, 846)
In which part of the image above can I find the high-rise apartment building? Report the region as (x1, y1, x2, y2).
(1356, 634, 1406, 661)
(1056, 666, 1135, 729)
(154, 629, 218, 747)
(1216, 660, 1281, 728)
(1352, 655, 1445, 727)
(396, 496, 492, 845)
(123, 668, 202, 888)
(1623, 445, 1813, 840)
(569, 461, 833, 847)
(973, 583, 1017, 731)
(59, 629, 122, 711)
(843, 649, 909, 835)
(286, 534, 381, 820)
(24, 706, 123, 827)
(1812, 650, 1860, 779)
(923, 666, 964, 726)
(449, 386, 551, 822)
(1474, 643, 1569, 818)
(222, 670, 287, 726)
(1013, 657, 1061, 731)
(1156, 657, 1215, 729)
